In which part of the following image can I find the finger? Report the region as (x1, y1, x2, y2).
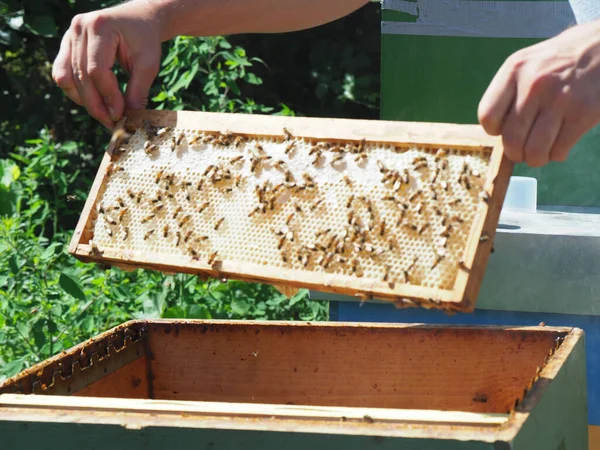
(549, 120, 590, 163)
(501, 94, 541, 164)
(523, 110, 562, 168)
(53, 30, 83, 105)
(72, 29, 114, 129)
(478, 63, 517, 136)
(124, 54, 160, 110)
(88, 32, 124, 122)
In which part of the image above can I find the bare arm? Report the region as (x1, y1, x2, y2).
(153, 0, 369, 40)
(52, 0, 368, 129)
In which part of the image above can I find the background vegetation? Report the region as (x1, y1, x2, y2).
(0, 0, 380, 379)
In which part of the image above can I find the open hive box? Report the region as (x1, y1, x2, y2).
(0, 320, 588, 449)
(68, 110, 512, 312)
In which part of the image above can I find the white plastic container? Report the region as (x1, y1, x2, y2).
(502, 176, 537, 212)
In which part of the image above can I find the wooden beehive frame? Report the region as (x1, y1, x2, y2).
(69, 110, 512, 312)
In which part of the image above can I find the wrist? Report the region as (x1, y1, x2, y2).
(116, 0, 180, 42)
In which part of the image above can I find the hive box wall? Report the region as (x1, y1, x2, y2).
(0, 321, 588, 449)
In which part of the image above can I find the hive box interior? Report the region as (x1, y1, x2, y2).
(0, 320, 572, 420)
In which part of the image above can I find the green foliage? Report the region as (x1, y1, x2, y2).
(0, 0, 379, 379)
(0, 132, 327, 380)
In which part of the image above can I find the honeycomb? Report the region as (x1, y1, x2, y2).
(87, 121, 491, 297)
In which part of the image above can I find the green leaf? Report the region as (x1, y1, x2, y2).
(8, 255, 19, 275)
(246, 73, 262, 85)
(1, 357, 25, 378)
(59, 273, 86, 301)
(186, 304, 211, 319)
(163, 306, 185, 318)
(31, 320, 46, 349)
(81, 316, 94, 334)
(231, 298, 250, 316)
(24, 15, 57, 37)
(40, 242, 62, 262)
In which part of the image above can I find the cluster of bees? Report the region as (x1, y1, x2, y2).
(91, 120, 491, 291)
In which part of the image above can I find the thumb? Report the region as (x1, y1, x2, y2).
(124, 54, 160, 110)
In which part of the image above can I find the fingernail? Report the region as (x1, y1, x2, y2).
(108, 106, 119, 122)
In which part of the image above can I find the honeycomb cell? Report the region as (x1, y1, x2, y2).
(92, 127, 492, 291)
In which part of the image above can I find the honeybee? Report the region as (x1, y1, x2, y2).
(155, 170, 163, 184)
(273, 160, 287, 172)
(98, 203, 106, 214)
(178, 215, 191, 227)
(285, 141, 296, 155)
(285, 212, 295, 225)
(144, 142, 158, 155)
(183, 230, 193, 243)
(277, 236, 286, 250)
(118, 208, 128, 223)
(380, 219, 387, 237)
(310, 198, 324, 212)
(431, 252, 445, 270)
(175, 231, 181, 247)
(415, 202, 424, 214)
(284, 170, 295, 183)
(300, 253, 310, 268)
(382, 264, 391, 282)
(141, 214, 155, 224)
(203, 165, 215, 177)
(88, 240, 102, 256)
(163, 225, 169, 238)
(479, 191, 490, 203)
(315, 228, 331, 238)
(105, 216, 117, 226)
(175, 131, 185, 146)
(480, 233, 490, 243)
(156, 127, 171, 137)
(435, 149, 447, 161)
(346, 195, 354, 209)
(188, 134, 202, 146)
(283, 127, 293, 140)
(208, 251, 219, 266)
(214, 217, 225, 231)
(123, 227, 129, 241)
(342, 175, 352, 187)
(105, 227, 113, 237)
(408, 190, 422, 202)
(280, 251, 288, 263)
(144, 229, 155, 240)
(196, 202, 209, 214)
(248, 206, 261, 217)
(229, 155, 244, 164)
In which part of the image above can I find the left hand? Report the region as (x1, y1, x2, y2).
(478, 19, 600, 167)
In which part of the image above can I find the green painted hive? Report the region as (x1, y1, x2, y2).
(381, 0, 600, 206)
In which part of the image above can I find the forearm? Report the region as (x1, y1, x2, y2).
(142, 0, 369, 42)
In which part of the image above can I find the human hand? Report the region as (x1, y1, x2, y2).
(52, 1, 164, 129)
(478, 19, 600, 167)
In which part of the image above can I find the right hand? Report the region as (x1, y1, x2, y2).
(52, 2, 164, 129)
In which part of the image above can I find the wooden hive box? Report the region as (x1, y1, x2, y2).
(0, 320, 588, 449)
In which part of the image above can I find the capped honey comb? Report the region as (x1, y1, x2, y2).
(69, 110, 512, 312)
